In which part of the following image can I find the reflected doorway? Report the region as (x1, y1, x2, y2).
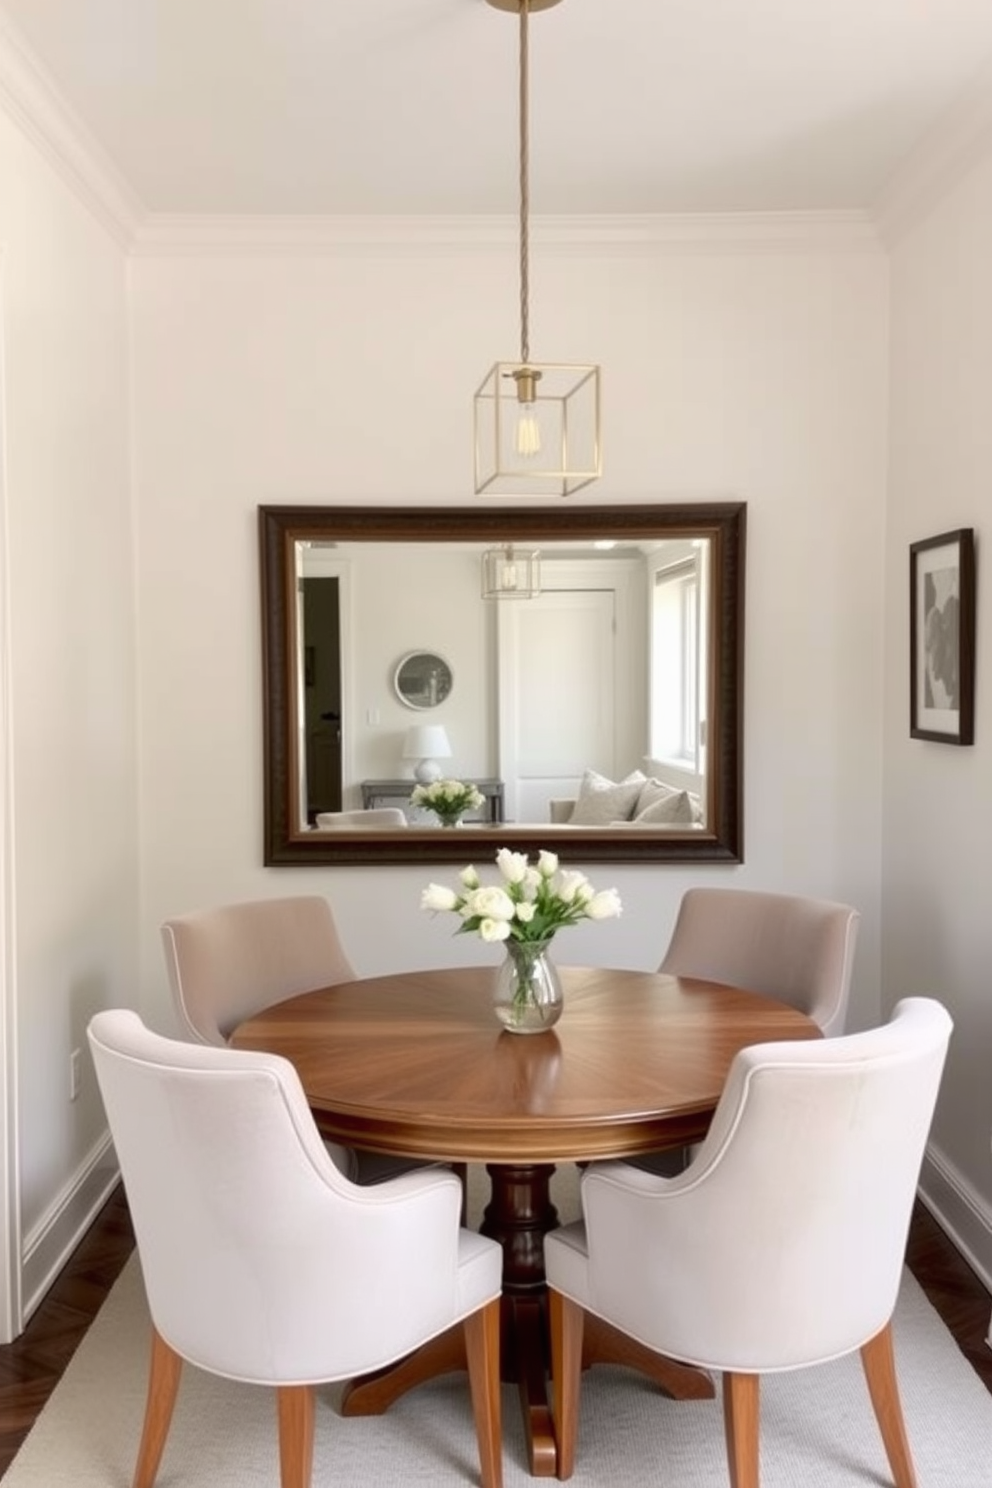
(302, 577, 343, 820)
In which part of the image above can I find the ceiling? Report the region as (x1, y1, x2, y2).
(2, 0, 992, 218)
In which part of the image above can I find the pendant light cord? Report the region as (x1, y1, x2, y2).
(518, 0, 530, 367)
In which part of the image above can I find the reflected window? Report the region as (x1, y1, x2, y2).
(650, 548, 706, 773)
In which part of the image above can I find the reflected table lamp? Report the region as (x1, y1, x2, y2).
(403, 724, 452, 784)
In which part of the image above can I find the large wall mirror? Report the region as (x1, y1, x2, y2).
(260, 503, 745, 866)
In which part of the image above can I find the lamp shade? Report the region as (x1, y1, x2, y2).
(403, 725, 453, 783)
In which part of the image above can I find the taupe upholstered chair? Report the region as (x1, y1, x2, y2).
(547, 998, 952, 1488)
(89, 1010, 503, 1488)
(631, 888, 861, 1176)
(659, 887, 861, 1038)
(160, 896, 434, 1185)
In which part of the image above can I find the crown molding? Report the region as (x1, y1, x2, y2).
(0, 15, 882, 261)
(130, 209, 881, 258)
(0, 13, 143, 247)
(874, 60, 992, 246)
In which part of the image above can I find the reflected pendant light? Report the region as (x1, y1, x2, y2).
(474, 0, 602, 498)
(481, 543, 542, 599)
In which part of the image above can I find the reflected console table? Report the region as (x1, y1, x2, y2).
(361, 777, 505, 823)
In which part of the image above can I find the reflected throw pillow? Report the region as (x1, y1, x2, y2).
(634, 787, 696, 825)
(568, 769, 645, 826)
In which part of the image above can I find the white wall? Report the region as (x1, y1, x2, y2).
(0, 107, 137, 1328)
(884, 149, 992, 1282)
(342, 546, 493, 791)
(129, 232, 889, 1032)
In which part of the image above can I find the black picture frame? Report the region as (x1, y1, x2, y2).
(910, 528, 975, 745)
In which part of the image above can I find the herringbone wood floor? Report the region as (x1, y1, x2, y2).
(0, 1186, 989, 1478)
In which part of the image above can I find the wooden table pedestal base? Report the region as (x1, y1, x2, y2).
(341, 1162, 714, 1476)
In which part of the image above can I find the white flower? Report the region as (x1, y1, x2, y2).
(478, 917, 512, 943)
(410, 778, 485, 824)
(465, 885, 516, 922)
(419, 849, 623, 951)
(421, 883, 459, 912)
(555, 870, 590, 904)
(585, 888, 623, 921)
(496, 848, 530, 885)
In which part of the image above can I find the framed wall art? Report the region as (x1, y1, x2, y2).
(910, 528, 975, 745)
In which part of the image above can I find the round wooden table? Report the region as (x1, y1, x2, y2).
(231, 965, 819, 1476)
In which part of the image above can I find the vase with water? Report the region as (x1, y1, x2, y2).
(493, 938, 563, 1035)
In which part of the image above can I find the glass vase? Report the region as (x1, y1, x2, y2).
(493, 939, 563, 1035)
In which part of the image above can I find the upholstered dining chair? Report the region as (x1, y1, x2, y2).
(88, 1010, 503, 1488)
(160, 895, 437, 1185)
(627, 887, 862, 1178)
(660, 887, 861, 1037)
(315, 808, 408, 828)
(545, 997, 952, 1488)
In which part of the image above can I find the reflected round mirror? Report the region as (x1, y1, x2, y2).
(394, 651, 453, 710)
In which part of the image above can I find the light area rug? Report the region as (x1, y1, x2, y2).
(5, 1165, 992, 1487)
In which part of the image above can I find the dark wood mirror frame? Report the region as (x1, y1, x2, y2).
(260, 502, 746, 866)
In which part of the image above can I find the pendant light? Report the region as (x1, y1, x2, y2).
(481, 543, 542, 599)
(474, 0, 602, 498)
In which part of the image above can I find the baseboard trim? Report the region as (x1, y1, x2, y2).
(918, 1141, 992, 1342)
(20, 1136, 119, 1324)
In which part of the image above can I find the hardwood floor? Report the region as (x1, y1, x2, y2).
(0, 1187, 134, 1477)
(0, 1187, 989, 1478)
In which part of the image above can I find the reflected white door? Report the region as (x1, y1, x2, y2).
(498, 589, 617, 822)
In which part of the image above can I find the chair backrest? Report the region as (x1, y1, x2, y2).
(315, 808, 408, 828)
(87, 1009, 469, 1384)
(583, 997, 952, 1371)
(659, 887, 860, 1036)
(161, 895, 354, 1045)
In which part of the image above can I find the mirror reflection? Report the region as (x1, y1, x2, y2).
(393, 652, 454, 711)
(260, 504, 745, 866)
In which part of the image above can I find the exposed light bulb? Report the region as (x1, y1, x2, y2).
(515, 408, 542, 458)
(511, 367, 542, 459)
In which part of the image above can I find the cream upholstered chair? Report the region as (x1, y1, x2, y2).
(88, 1011, 502, 1488)
(160, 895, 432, 1185)
(546, 997, 952, 1488)
(315, 808, 408, 828)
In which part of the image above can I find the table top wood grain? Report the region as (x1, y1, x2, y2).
(231, 965, 820, 1164)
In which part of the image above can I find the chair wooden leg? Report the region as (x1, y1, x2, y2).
(722, 1371, 760, 1488)
(860, 1323, 918, 1488)
(548, 1288, 585, 1481)
(276, 1384, 315, 1488)
(464, 1297, 504, 1488)
(132, 1326, 183, 1488)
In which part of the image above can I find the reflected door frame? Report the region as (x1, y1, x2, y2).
(294, 550, 354, 829)
(496, 558, 646, 822)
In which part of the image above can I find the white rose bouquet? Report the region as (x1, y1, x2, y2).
(420, 847, 622, 945)
(421, 849, 622, 1032)
(410, 778, 485, 827)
